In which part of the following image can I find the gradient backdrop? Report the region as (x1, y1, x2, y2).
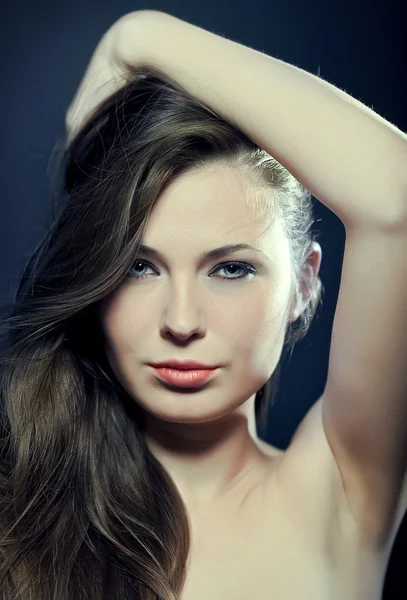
(0, 1, 405, 597)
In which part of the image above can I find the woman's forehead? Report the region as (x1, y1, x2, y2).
(145, 167, 279, 235)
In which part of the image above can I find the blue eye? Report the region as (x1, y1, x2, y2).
(127, 260, 257, 280)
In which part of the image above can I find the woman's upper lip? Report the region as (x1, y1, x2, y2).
(150, 360, 218, 370)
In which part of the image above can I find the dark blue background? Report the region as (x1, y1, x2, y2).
(0, 1, 405, 597)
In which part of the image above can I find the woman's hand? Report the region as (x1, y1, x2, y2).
(65, 15, 136, 144)
(65, 11, 178, 144)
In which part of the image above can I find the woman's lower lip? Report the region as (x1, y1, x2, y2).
(152, 367, 218, 388)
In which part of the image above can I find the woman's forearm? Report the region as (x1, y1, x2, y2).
(117, 10, 407, 230)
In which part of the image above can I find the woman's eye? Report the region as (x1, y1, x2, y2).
(127, 260, 257, 280)
(213, 262, 257, 279)
(128, 260, 156, 279)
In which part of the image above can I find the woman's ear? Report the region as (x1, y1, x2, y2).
(288, 241, 322, 323)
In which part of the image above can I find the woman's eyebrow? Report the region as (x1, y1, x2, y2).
(137, 243, 264, 262)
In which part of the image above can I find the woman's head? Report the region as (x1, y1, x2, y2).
(100, 161, 321, 434)
(0, 67, 323, 599)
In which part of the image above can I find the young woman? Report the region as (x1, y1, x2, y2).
(1, 10, 406, 600)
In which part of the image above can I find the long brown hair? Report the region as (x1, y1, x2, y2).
(0, 67, 324, 599)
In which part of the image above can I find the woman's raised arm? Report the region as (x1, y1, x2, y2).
(117, 10, 407, 230)
(67, 9, 407, 230)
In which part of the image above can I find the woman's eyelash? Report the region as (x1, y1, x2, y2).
(127, 260, 257, 281)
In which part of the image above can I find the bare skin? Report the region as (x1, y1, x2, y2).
(178, 398, 387, 600)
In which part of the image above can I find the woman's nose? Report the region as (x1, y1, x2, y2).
(159, 289, 205, 342)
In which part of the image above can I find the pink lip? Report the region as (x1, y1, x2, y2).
(151, 360, 218, 370)
(152, 366, 219, 388)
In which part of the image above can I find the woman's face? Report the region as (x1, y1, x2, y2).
(100, 166, 296, 425)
